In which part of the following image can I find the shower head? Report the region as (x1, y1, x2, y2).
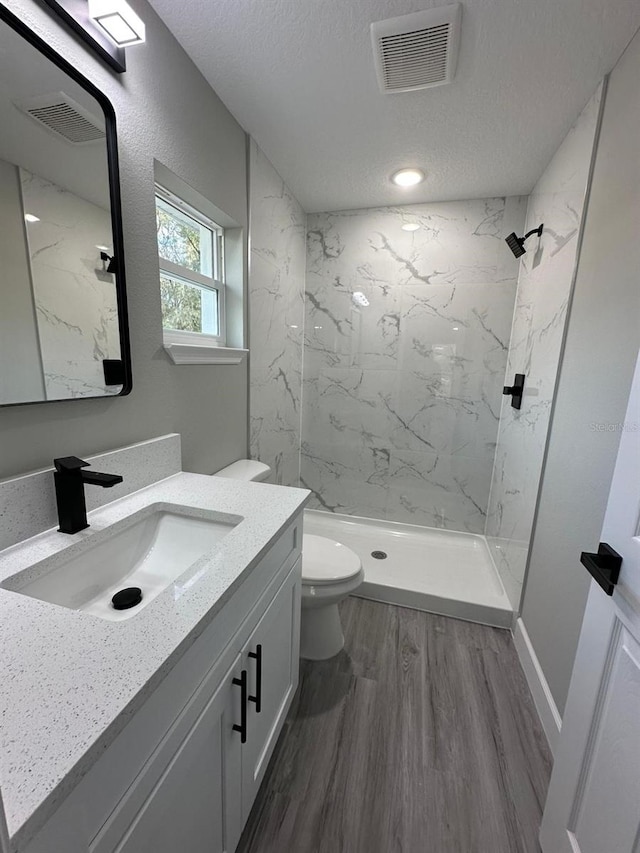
(505, 223, 544, 258)
(505, 232, 526, 258)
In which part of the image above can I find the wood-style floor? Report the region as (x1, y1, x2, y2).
(237, 597, 552, 853)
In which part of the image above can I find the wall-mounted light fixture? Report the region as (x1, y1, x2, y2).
(40, 0, 146, 73)
(88, 0, 145, 46)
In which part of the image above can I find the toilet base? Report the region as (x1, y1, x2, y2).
(300, 602, 345, 660)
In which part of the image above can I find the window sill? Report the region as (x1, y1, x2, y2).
(163, 332, 248, 365)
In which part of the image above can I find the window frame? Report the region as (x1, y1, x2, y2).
(155, 184, 226, 347)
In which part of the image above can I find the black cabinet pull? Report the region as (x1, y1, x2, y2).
(248, 644, 263, 714)
(232, 670, 248, 743)
(580, 542, 622, 596)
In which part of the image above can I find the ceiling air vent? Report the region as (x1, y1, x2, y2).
(15, 92, 105, 145)
(371, 5, 462, 94)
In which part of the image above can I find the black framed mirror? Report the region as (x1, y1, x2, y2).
(0, 4, 132, 406)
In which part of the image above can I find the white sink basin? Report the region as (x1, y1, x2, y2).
(3, 507, 240, 621)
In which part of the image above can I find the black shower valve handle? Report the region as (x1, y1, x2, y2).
(503, 373, 526, 410)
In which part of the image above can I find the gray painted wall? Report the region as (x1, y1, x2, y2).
(0, 159, 44, 404)
(521, 27, 640, 715)
(0, 0, 248, 478)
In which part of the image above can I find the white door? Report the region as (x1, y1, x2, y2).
(539, 349, 640, 853)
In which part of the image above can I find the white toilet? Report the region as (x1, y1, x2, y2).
(299, 533, 364, 659)
(213, 459, 364, 660)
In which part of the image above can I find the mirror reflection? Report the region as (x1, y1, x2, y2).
(0, 16, 125, 405)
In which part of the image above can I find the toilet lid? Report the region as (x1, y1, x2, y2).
(302, 534, 362, 583)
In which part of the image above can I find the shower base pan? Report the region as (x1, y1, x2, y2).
(303, 510, 513, 629)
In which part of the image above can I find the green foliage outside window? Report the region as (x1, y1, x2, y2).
(156, 194, 219, 336)
(156, 205, 201, 272)
(160, 275, 203, 332)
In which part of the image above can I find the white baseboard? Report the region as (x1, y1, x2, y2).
(513, 618, 562, 756)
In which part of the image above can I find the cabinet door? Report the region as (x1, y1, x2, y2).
(92, 657, 244, 853)
(241, 559, 301, 819)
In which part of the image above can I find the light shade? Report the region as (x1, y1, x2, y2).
(88, 0, 146, 46)
(391, 168, 425, 187)
(402, 223, 420, 232)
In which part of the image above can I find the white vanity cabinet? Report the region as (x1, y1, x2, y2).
(240, 562, 301, 821)
(22, 515, 302, 853)
(92, 655, 244, 853)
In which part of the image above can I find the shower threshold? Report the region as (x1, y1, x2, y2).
(303, 509, 513, 629)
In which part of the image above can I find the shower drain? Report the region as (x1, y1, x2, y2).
(371, 550, 387, 560)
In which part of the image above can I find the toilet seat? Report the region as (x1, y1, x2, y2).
(302, 534, 362, 584)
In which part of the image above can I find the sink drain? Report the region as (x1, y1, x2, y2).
(371, 550, 387, 560)
(112, 587, 143, 610)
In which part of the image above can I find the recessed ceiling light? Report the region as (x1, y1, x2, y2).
(88, 0, 146, 46)
(402, 223, 420, 232)
(24, 214, 40, 223)
(391, 168, 425, 187)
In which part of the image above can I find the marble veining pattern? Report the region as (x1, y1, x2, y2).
(21, 170, 121, 399)
(485, 84, 604, 607)
(302, 197, 526, 533)
(248, 141, 306, 486)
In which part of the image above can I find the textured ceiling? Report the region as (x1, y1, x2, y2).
(147, 0, 640, 213)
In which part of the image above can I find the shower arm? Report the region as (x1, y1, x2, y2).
(523, 224, 544, 242)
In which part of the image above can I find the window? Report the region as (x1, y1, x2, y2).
(155, 186, 225, 344)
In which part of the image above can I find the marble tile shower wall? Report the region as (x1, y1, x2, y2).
(301, 197, 526, 532)
(248, 141, 306, 486)
(485, 84, 603, 608)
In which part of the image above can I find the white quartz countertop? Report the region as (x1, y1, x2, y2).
(0, 472, 309, 850)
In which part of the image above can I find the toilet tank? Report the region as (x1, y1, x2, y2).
(213, 459, 271, 482)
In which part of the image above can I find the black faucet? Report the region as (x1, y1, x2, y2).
(53, 456, 124, 534)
